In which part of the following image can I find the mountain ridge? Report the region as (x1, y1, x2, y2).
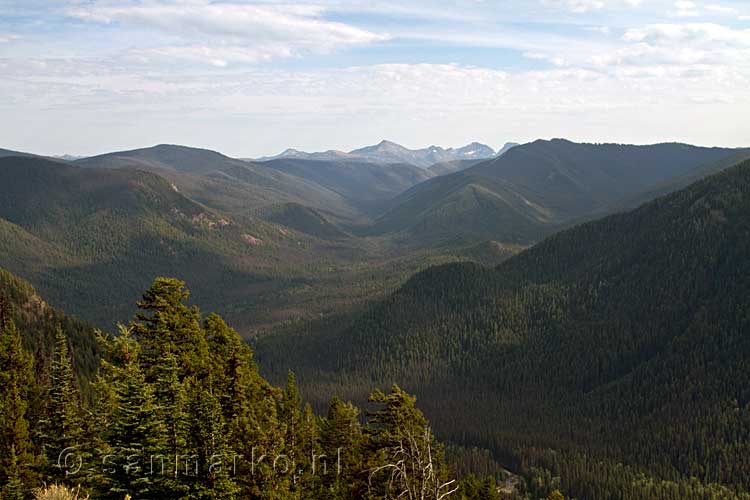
(370, 139, 736, 246)
(256, 156, 750, 498)
(256, 139, 498, 167)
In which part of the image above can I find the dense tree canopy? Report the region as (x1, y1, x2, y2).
(2, 278, 515, 500)
(257, 159, 750, 500)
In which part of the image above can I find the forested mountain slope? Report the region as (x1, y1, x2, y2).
(0, 267, 98, 384)
(428, 158, 485, 176)
(1, 274, 485, 500)
(258, 203, 350, 240)
(257, 157, 750, 499)
(76, 143, 242, 175)
(598, 148, 750, 217)
(0, 155, 466, 335)
(260, 157, 434, 216)
(0, 156, 340, 329)
(76, 145, 361, 219)
(372, 140, 735, 246)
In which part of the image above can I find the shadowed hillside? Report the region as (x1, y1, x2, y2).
(372, 140, 735, 246)
(257, 157, 750, 499)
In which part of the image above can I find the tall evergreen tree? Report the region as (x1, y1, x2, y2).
(1, 446, 26, 500)
(203, 313, 250, 421)
(365, 385, 457, 500)
(151, 351, 190, 499)
(183, 378, 239, 500)
(43, 326, 85, 483)
(320, 397, 364, 498)
(132, 278, 208, 380)
(228, 372, 286, 499)
(98, 327, 167, 500)
(0, 313, 35, 490)
(297, 403, 321, 493)
(280, 371, 303, 476)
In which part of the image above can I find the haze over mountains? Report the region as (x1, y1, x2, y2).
(256, 139, 515, 168)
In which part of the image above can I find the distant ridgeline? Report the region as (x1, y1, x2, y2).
(256, 158, 750, 500)
(1, 273, 557, 500)
(0, 142, 744, 336)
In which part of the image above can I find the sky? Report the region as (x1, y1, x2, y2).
(1, 0, 749, 157)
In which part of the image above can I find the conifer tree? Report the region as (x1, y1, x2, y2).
(297, 403, 321, 492)
(478, 477, 500, 500)
(365, 385, 457, 500)
(455, 474, 482, 500)
(154, 352, 188, 456)
(280, 371, 303, 475)
(2, 446, 26, 500)
(183, 378, 239, 499)
(320, 397, 364, 498)
(43, 326, 85, 483)
(99, 327, 167, 500)
(202, 313, 290, 497)
(151, 351, 190, 499)
(132, 278, 208, 380)
(0, 314, 35, 490)
(229, 374, 286, 498)
(203, 313, 251, 421)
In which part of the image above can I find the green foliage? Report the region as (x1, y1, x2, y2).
(258, 159, 750, 500)
(96, 327, 166, 499)
(132, 278, 208, 380)
(0, 308, 35, 489)
(0, 268, 99, 392)
(42, 327, 85, 484)
(2, 446, 27, 500)
(319, 397, 364, 497)
(0, 155, 466, 336)
(365, 385, 457, 500)
(5, 277, 453, 499)
(259, 203, 348, 240)
(6, 144, 750, 499)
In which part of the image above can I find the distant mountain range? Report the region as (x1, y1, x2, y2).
(0, 139, 745, 334)
(255, 140, 515, 168)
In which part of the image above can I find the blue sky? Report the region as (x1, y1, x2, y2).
(1, 0, 749, 156)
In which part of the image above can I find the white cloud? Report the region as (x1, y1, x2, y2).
(672, 0, 701, 17)
(126, 45, 293, 67)
(524, 52, 569, 66)
(542, 0, 642, 13)
(542, 0, 605, 13)
(624, 23, 750, 46)
(67, 1, 388, 65)
(0, 34, 19, 43)
(1, 0, 749, 154)
(705, 4, 738, 15)
(584, 26, 612, 34)
(581, 23, 750, 71)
